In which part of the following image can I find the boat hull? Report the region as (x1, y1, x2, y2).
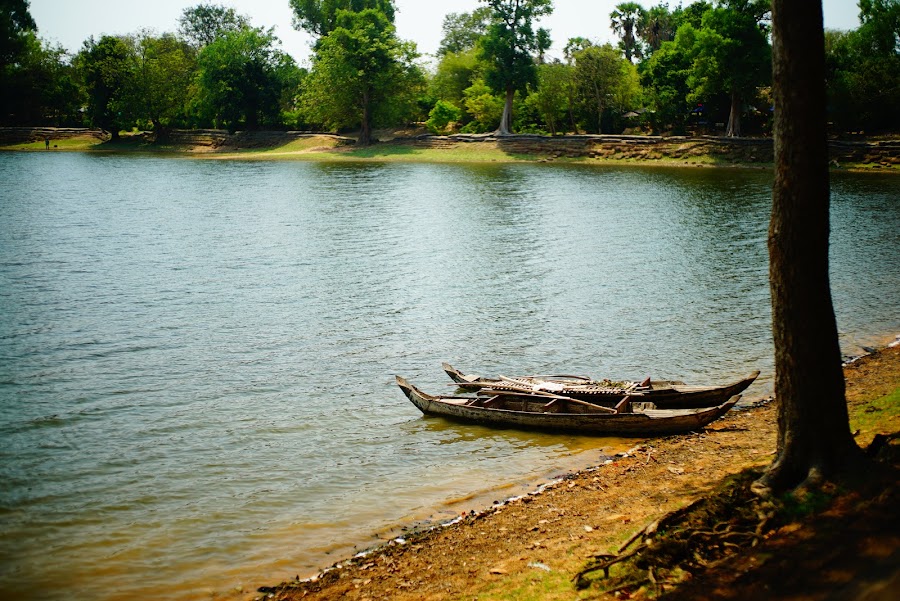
(397, 377, 737, 436)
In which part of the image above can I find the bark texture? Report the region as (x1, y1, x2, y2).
(758, 0, 865, 493)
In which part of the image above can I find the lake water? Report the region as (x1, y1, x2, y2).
(1, 153, 897, 601)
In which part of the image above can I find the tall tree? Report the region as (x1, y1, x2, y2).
(525, 61, 571, 134)
(478, 0, 554, 135)
(571, 43, 637, 133)
(756, 0, 868, 494)
(196, 26, 298, 131)
(689, 0, 771, 136)
(610, 2, 646, 62)
(289, 0, 396, 38)
(301, 8, 422, 145)
(0, 32, 83, 126)
(75, 35, 135, 138)
(637, 3, 680, 56)
(0, 0, 36, 69)
(128, 32, 196, 134)
(178, 3, 249, 48)
(639, 23, 697, 133)
(436, 8, 493, 56)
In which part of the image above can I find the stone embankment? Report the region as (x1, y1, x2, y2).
(404, 133, 900, 167)
(3, 127, 899, 166)
(0, 126, 108, 145)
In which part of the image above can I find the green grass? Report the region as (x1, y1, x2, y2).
(850, 386, 900, 442)
(1, 137, 104, 151)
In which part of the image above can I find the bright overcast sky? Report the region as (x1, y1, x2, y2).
(29, 0, 863, 66)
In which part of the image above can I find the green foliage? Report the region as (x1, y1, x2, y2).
(478, 0, 554, 133)
(571, 43, 638, 133)
(430, 49, 480, 123)
(0, 0, 36, 67)
(0, 32, 84, 126)
(426, 100, 462, 134)
(461, 78, 504, 132)
(177, 3, 249, 48)
(196, 27, 299, 132)
(525, 61, 572, 135)
(436, 7, 493, 57)
(127, 32, 196, 131)
(610, 2, 646, 62)
(75, 35, 135, 137)
(289, 0, 396, 37)
(825, 0, 900, 132)
(301, 8, 423, 144)
(639, 24, 697, 133)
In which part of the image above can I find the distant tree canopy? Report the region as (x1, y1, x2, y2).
(1, 0, 897, 139)
(178, 3, 249, 48)
(289, 0, 396, 38)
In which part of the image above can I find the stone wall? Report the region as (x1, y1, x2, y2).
(0, 127, 107, 145)
(403, 133, 900, 167)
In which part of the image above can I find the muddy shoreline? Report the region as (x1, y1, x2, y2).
(250, 341, 899, 601)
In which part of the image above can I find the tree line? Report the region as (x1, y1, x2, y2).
(2, 0, 898, 142)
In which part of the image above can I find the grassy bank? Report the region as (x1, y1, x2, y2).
(4, 129, 898, 171)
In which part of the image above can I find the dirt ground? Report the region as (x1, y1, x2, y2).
(256, 345, 900, 601)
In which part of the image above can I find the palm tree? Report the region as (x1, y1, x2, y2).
(610, 2, 646, 62)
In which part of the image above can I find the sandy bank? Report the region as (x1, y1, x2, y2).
(252, 343, 900, 601)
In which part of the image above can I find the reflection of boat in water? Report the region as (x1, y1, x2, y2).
(442, 363, 759, 409)
(396, 376, 739, 436)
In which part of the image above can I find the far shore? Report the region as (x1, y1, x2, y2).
(2, 127, 899, 171)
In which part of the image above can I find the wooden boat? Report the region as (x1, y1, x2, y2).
(441, 363, 760, 409)
(397, 376, 739, 436)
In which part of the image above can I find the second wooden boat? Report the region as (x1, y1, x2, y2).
(442, 363, 760, 409)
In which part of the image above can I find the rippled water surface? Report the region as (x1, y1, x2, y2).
(1, 154, 897, 600)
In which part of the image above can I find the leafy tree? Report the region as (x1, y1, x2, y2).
(825, 0, 900, 132)
(610, 2, 646, 62)
(688, 1, 771, 136)
(426, 99, 462, 134)
(289, 0, 396, 38)
(525, 61, 571, 134)
(75, 35, 135, 138)
(0, 32, 83, 126)
(639, 23, 697, 133)
(636, 3, 683, 57)
(196, 26, 299, 131)
(461, 78, 504, 132)
(571, 43, 636, 133)
(178, 3, 249, 48)
(430, 49, 480, 123)
(437, 7, 493, 56)
(127, 32, 196, 134)
(0, 0, 36, 69)
(478, 0, 554, 134)
(301, 8, 422, 145)
(757, 0, 867, 495)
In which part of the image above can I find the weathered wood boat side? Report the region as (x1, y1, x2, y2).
(397, 376, 738, 436)
(441, 363, 759, 409)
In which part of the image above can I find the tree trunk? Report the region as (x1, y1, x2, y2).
(755, 0, 866, 495)
(726, 88, 741, 137)
(359, 91, 372, 146)
(498, 87, 514, 135)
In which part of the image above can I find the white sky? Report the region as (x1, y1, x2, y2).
(29, 0, 863, 67)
